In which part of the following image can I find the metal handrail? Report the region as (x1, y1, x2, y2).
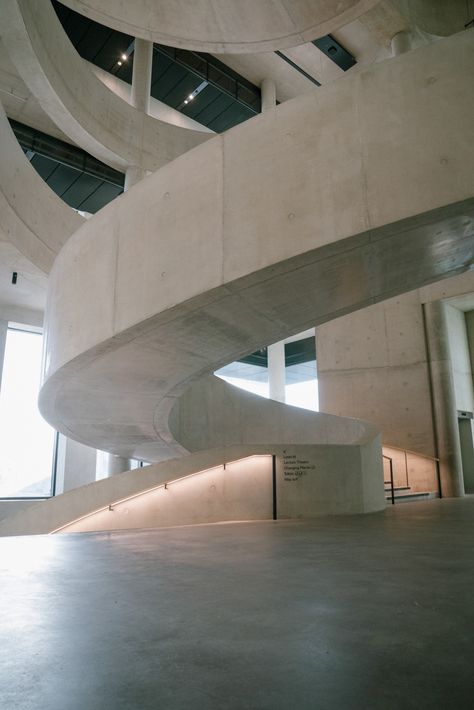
(383, 446, 442, 499)
(383, 444, 439, 463)
(382, 454, 395, 505)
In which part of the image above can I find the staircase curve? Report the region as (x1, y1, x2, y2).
(0, 22, 473, 534)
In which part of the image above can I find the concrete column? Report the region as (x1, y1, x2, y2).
(55, 434, 98, 493)
(131, 38, 153, 114)
(423, 300, 464, 497)
(391, 31, 411, 56)
(260, 78, 276, 113)
(125, 38, 153, 191)
(0, 319, 7, 393)
(268, 341, 286, 403)
(104, 453, 133, 477)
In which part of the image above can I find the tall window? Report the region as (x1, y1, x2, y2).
(0, 326, 56, 498)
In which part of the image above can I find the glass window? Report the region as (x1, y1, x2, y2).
(0, 327, 56, 498)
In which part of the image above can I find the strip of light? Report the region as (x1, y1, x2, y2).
(50, 454, 271, 534)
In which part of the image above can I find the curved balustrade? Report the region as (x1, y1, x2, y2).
(0, 102, 83, 272)
(56, 0, 379, 54)
(39, 32, 474, 462)
(0, 29, 473, 535)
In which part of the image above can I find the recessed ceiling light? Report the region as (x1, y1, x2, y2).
(121, 54, 127, 61)
(117, 60, 122, 66)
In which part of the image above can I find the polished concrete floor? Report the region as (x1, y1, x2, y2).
(1, 499, 474, 710)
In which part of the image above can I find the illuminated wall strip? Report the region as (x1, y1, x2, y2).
(50, 454, 271, 534)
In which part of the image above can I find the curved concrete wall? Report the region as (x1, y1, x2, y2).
(39, 32, 474, 461)
(1, 0, 211, 172)
(0, 101, 83, 272)
(57, 0, 379, 54)
(0, 436, 384, 537)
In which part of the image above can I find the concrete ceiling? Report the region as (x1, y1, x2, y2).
(214, 24, 389, 102)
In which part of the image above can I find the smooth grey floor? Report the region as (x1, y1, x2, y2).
(1, 499, 474, 710)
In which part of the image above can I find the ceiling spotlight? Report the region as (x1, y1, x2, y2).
(117, 60, 122, 66)
(184, 99, 188, 104)
(188, 94, 194, 101)
(121, 54, 128, 61)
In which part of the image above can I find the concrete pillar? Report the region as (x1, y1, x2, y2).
(131, 38, 153, 114)
(423, 301, 464, 497)
(391, 31, 411, 56)
(104, 453, 133, 477)
(55, 434, 98, 493)
(268, 341, 286, 403)
(0, 319, 7, 393)
(261, 78, 282, 403)
(260, 78, 276, 113)
(125, 38, 153, 191)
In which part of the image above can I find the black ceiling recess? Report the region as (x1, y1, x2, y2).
(11, 119, 124, 214)
(52, 0, 261, 133)
(312, 35, 356, 71)
(239, 337, 316, 368)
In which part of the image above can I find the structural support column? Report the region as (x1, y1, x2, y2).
(391, 30, 411, 56)
(104, 453, 133, 477)
(423, 300, 464, 497)
(268, 341, 286, 403)
(260, 79, 285, 404)
(260, 77, 276, 113)
(0, 319, 7, 393)
(131, 38, 153, 113)
(125, 38, 153, 191)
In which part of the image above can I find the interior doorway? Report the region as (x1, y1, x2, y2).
(458, 412, 474, 494)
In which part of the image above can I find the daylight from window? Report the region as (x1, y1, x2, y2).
(0, 328, 55, 497)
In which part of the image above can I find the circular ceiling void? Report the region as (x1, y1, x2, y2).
(58, 0, 380, 53)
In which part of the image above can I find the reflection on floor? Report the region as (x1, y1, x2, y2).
(1, 498, 473, 709)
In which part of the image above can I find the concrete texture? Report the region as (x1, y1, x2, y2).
(316, 271, 474, 496)
(0, 500, 35, 522)
(317, 290, 436, 455)
(0, 424, 383, 536)
(1, 0, 211, 173)
(0, 101, 83, 272)
(56, 0, 379, 54)
(38, 31, 474, 463)
(1, 497, 474, 710)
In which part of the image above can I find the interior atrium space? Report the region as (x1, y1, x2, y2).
(0, 0, 473, 707)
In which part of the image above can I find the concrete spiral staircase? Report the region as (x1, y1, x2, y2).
(0, 0, 473, 535)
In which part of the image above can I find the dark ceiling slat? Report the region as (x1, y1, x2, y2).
(162, 74, 202, 107)
(76, 179, 105, 210)
(79, 182, 123, 213)
(29, 154, 58, 182)
(46, 164, 82, 196)
(76, 24, 113, 62)
(10, 119, 124, 187)
(58, 169, 83, 198)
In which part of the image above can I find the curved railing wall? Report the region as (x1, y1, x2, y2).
(0, 102, 84, 272)
(39, 31, 474, 462)
(0, 26, 473, 534)
(56, 0, 379, 53)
